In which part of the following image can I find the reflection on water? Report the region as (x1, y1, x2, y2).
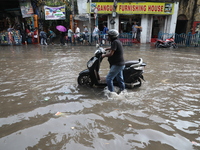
(0, 45, 200, 150)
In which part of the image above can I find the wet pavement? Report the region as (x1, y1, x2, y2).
(0, 44, 200, 150)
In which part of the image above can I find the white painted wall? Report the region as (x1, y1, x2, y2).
(168, 2, 179, 34)
(148, 15, 153, 42)
(140, 14, 148, 43)
(140, 14, 153, 43)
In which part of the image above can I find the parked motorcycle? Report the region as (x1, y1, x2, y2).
(155, 36, 178, 48)
(77, 45, 146, 89)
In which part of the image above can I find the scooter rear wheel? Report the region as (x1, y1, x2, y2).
(77, 74, 93, 87)
(133, 78, 142, 88)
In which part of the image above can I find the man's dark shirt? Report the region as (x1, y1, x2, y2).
(108, 39, 125, 66)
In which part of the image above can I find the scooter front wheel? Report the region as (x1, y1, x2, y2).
(77, 74, 93, 87)
(155, 42, 161, 48)
(172, 43, 178, 49)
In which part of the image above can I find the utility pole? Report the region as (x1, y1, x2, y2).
(111, 0, 117, 29)
(71, 0, 75, 44)
(89, 0, 91, 44)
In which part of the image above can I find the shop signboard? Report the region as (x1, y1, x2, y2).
(89, 2, 174, 15)
(44, 5, 66, 20)
(20, 0, 34, 18)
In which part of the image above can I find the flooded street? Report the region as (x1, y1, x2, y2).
(0, 44, 200, 150)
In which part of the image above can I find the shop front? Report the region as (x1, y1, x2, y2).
(0, 0, 40, 45)
(0, 8, 23, 46)
(89, 1, 179, 43)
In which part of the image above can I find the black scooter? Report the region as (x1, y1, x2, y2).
(77, 45, 146, 89)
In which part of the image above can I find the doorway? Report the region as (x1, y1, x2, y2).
(151, 16, 166, 38)
(98, 15, 108, 32)
(175, 15, 188, 34)
(119, 15, 141, 33)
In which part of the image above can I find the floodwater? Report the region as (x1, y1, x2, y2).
(0, 44, 199, 150)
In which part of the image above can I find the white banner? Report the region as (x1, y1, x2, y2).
(77, 0, 88, 14)
(44, 5, 66, 20)
(20, 0, 34, 18)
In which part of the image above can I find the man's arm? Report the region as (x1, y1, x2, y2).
(104, 47, 111, 51)
(102, 48, 114, 58)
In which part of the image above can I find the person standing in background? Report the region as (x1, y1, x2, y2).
(39, 29, 47, 45)
(92, 25, 99, 44)
(67, 26, 73, 45)
(132, 21, 142, 42)
(25, 26, 31, 44)
(48, 28, 56, 45)
(83, 25, 89, 44)
(132, 21, 138, 40)
(60, 31, 66, 45)
(102, 24, 109, 44)
(75, 24, 80, 44)
(136, 25, 142, 42)
(7, 25, 14, 45)
(33, 27, 38, 44)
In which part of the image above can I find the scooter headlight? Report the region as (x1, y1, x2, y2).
(87, 61, 93, 68)
(87, 57, 98, 68)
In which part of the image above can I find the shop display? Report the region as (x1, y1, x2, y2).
(0, 30, 22, 45)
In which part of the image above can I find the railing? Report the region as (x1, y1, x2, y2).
(0, 31, 134, 46)
(158, 31, 200, 47)
(71, 32, 133, 46)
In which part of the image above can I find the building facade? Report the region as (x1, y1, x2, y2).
(0, 0, 183, 43)
(83, 1, 179, 43)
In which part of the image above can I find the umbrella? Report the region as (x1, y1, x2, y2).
(56, 25, 67, 32)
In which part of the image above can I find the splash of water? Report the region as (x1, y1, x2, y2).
(103, 86, 129, 100)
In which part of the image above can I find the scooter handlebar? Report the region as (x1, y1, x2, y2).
(94, 47, 106, 56)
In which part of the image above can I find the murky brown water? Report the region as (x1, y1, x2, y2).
(0, 44, 200, 150)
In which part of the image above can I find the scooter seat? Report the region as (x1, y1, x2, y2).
(125, 61, 140, 67)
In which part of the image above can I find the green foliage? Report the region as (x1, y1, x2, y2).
(45, 1, 64, 6)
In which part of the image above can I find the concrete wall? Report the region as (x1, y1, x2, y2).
(141, 15, 150, 43)
(178, 0, 200, 33)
